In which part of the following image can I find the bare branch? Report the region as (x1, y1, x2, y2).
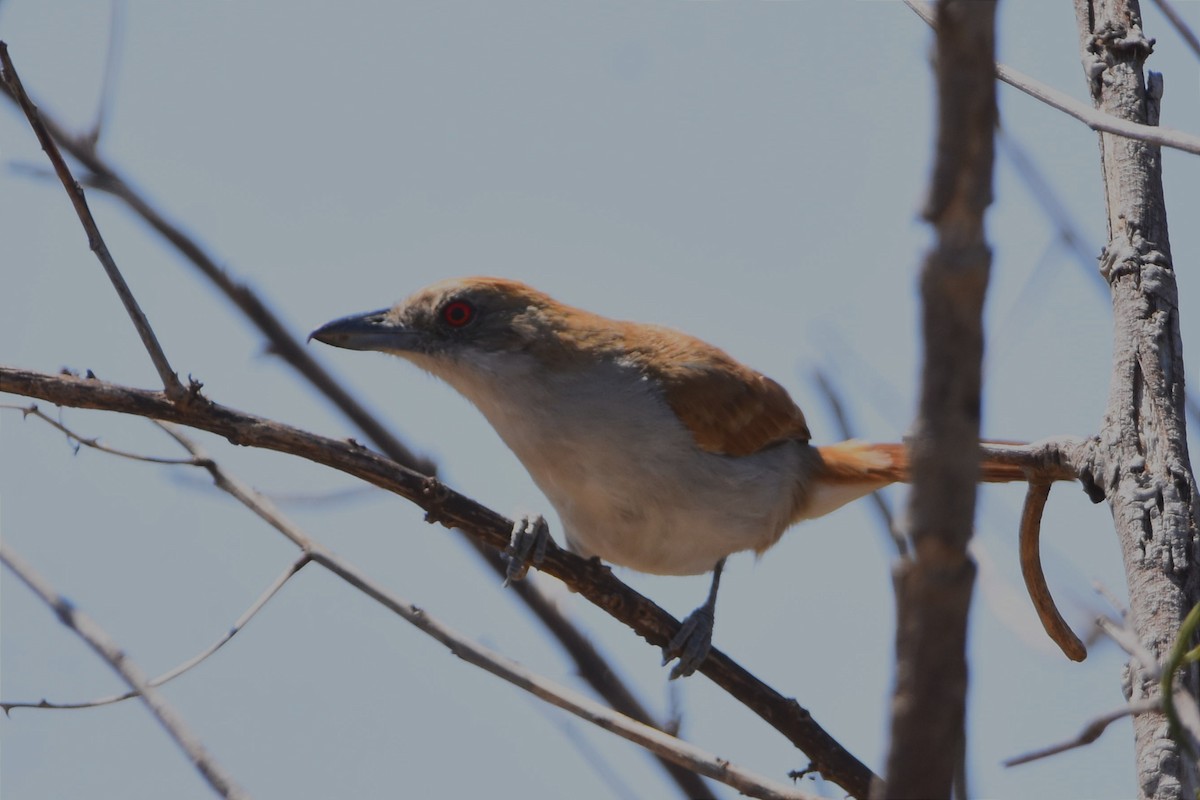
(0, 42, 186, 402)
(85, 0, 125, 145)
(0, 544, 250, 800)
(8, 410, 807, 800)
(1005, 698, 1160, 766)
(1098, 615, 1163, 678)
(904, 0, 1200, 157)
(1148, 0, 1200, 61)
(0, 403, 194, 464)
(0, 68, 430, 474)
(0, 365, 877, 798)
(2, 555, 310, 713)
(882, 2, 997, 797)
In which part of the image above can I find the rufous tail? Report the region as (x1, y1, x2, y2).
(814, 440, 1030, 485)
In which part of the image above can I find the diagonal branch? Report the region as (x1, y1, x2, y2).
(0, 543, 250, 800)
(903, 0, 1200, 157)
(0, 42, 187, 402)
(2, 554, 310, 713)
(0, 365, 879, 798)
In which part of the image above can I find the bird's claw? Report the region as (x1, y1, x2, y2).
(504, 515, 550, 586)
(662, 606, 714, 680)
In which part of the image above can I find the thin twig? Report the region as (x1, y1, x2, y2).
(996, 130, 1106, 292)
(0, 543, 250, 800)
(85, 0, 125, 145)
(0, 42, 187, 401)
(2, 555, 310, 713)
(903, 0, 1200, 157)
(1004, 698, 1160, 766)
(1149, 0, 1200, 61)
(1018, 481, 1087, 661)
(0, 403, 194, 464)
(1097, 615, 1163, 680)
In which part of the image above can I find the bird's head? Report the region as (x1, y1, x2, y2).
(310, 276, 584, 369)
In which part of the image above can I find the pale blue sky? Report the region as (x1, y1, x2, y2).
(3, 2, 1199, 798)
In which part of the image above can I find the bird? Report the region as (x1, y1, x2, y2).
(311, 276, 1031, 678)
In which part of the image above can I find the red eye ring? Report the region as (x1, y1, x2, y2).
(441, 299, 475, 328)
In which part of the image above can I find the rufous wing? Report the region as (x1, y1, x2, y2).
(631, 326, 811, 457)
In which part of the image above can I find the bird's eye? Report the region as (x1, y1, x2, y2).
(440, 299, 476, 328)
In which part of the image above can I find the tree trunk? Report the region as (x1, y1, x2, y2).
(1073, 2, 1200, 797)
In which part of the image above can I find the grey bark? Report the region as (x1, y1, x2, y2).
(1072, 2, 1200, 798)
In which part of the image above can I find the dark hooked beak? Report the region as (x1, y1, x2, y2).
(309, 309, 424, 353)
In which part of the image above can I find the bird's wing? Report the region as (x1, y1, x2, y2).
(628, 325, 811, 457)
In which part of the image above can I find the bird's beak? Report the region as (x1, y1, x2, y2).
(309, 309, 423, 353)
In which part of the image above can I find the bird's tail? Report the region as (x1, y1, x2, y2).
(791, 440, 1044, 524)
(813, 440, 1032, 485)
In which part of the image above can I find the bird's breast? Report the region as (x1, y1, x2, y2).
(428, 353, 806, 575)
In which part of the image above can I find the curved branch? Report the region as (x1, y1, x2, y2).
(1018, 481, 1088, 661)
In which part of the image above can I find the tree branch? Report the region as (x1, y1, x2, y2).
(0, 365, 878, 798)
(881, 2, 997, 797)
(1071, 1, 1200, 797)
(2, 553, 310, 713)
(0, 42, 186, 402)
(1019, 481, 1088, 661)
(904, 0, 1200, 157)
(0, 543, 250, 800)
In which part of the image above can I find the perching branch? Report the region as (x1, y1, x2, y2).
(3, 413, 794, 800)
(0, 543, 251, 800)
(0, 365, 878, 798)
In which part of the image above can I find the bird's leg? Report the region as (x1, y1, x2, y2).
(503, 514, 550, 586)
(663, 558, 725, 680)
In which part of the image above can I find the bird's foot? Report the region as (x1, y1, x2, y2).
(662, 605, 714, 680)
(503, 515, 550, 586)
